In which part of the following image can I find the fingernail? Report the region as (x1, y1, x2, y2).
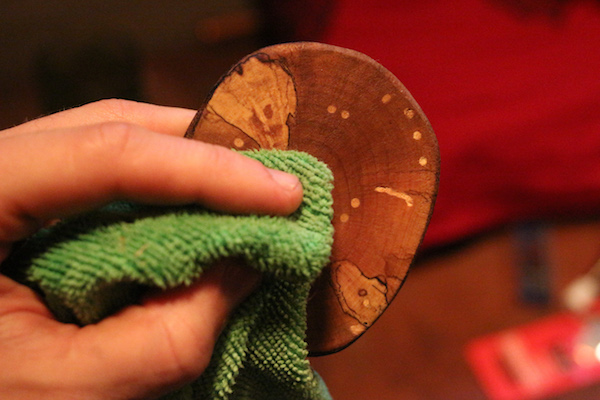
(267, 168, 300, 191)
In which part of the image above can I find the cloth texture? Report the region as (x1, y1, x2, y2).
(6, 149, 334, 400)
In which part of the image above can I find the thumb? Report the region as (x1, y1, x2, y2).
(71, 262, 260, 399)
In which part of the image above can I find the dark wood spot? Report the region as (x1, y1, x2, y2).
(232, 64, 244, 76)
(254, 52, 272, 63)
(263, 104, 274, 119)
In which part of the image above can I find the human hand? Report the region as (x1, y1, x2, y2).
(0, 99, 303, 399)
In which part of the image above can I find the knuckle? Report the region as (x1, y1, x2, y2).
(155, 317, 214, 382)
(90, 121, 136, 158)
(203, 143, 228, 169)
(73, 122, 140, 181)
(93, 98, 138, 121)
(59, 121, 143, 200)
(197, 142, 242, 174)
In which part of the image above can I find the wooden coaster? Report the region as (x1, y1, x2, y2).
(185, 42, 439, 355)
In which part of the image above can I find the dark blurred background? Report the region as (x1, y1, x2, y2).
(3, 1, 600, 399)
(0, 0, 270, 129)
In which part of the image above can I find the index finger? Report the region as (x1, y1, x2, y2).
(0, 122, 303, 246)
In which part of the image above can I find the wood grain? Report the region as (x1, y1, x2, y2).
(185, 42, 439, 355)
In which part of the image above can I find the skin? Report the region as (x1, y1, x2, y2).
(0, 99, 303, 400)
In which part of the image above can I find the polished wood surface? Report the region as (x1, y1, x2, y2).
(186, 42, 440, 355)
(311, 220, 600, 399)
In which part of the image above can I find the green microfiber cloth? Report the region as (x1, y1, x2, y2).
(5, 149, 334, 400)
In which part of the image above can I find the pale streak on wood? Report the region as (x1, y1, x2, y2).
(206, 56, 296, 149)
(332, 260, 389, 327)
(375, 186, 414, 207)
(350, 324, 366, 335)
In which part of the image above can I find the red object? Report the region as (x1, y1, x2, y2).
(466, 312, 600, 400)
(292, 0, 600, 250)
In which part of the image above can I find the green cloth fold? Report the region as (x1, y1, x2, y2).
(6, 149, 334, 400)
